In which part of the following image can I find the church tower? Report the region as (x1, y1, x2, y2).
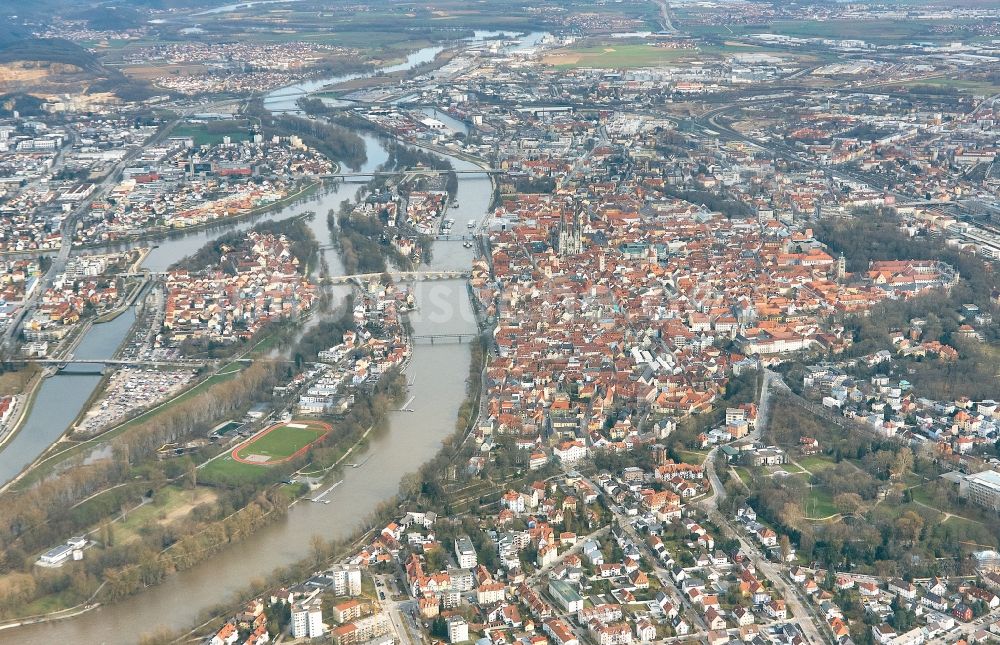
(558, 206, 583, 257)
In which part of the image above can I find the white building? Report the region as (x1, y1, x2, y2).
(889, 627, 926, 645)
(330, 564, 363, 596)
(291, 601, 325, 639)
(554, 440, 588, 464)
(447, 616, 469, 643)
(960, 470, 1000, 512)
(38, 544, 73, 566)
(455, 535, 478, 569)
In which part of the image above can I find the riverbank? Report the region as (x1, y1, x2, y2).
(92, 278, 147, 325)
(0, 304, 100, 461)
(0, 365, 44, 452)
(168, 341, 486, 643)
(0, 600, 102, 634)
(0, 361, 406, 627)
(5, 351, 245, 494)
(323, 49, 456, 95)
(73, 179, 324, 254)
(66, 276, 169, 445)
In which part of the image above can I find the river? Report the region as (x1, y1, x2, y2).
(0, 311, 136, 486)
(5, 31, 545, 643)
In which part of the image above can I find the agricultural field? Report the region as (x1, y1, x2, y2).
(122, 62, 208, 81)
(683, 17, 975, 44)
(178, 1, 538, 51)
(543, 43, 696, 69)
(900, 77, 1000, 96)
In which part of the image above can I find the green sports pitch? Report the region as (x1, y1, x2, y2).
(232, 420, 332, 465)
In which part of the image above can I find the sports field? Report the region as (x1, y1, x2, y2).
(233, 420, 332, 465)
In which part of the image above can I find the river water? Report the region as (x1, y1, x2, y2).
(0, 311, 137, 486)
(6, 31, 529, 643)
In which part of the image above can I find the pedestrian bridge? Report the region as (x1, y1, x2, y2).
(327, 270, 470, 285)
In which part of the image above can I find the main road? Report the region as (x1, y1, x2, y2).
(699, 370, 829, 645)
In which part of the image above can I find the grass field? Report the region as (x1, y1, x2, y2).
(797, 454, 838, 472)
(234, 420, 332, 464)
(171, 122, 251, 146)
(543, 43, 695, 69)
(115, 485, 217, 543)
(900, 77, 1000, 96)
(802, 487, 838, 519)
(678, 449, 709, 466)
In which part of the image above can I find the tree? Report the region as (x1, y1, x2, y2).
(890, 448, 913, 481)
(310, 534, 329, 567)
(894, 511, 924, 544)
(834, 493, 863, 516)
(100, 522, 116, 548)
(399, 472, 422, 501)
(780, 501, 803, 527)
(430, 616, 448, 639)
(779, 535, 792, 562)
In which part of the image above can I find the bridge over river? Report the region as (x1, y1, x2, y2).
(320, 168, 502, 179)
(22, 330, 481, 371)
(325, 270, 470, 285)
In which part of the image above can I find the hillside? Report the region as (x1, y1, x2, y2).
(0, 35, 153, 101)
(0, 38, 102, 73)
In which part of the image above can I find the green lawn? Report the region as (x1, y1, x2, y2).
(200, 453, 275, 484)
(114, 485, 216, 543)
(900, 77, 1000, 96)
(171, 122, 251, 146)
(908, 483, 936, 507)
(802, 487, 838, 519)
(797, 454, 837, 472)
(775, 471, 837, 519)
(769, 463, 806, 475)
(202, 420, 331, 484)
(678, 450, 709, 466)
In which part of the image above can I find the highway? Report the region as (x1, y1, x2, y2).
(654, 0, 678, 34)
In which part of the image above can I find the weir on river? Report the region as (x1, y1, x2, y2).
(6, 32, 547, 644)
